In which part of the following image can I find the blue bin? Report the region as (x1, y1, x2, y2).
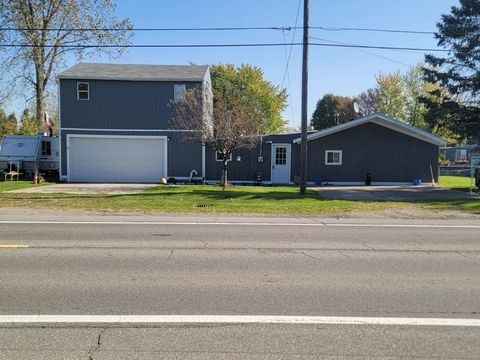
(413, 179, 422, 186)
(313, 178, 322, 185)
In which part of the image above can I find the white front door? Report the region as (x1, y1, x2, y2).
(271, 144, 291, 184)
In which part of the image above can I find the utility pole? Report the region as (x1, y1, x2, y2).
(300, 0, 309, 195)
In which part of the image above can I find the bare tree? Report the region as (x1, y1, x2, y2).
(353, 88, 379, 117)
(0, 0, 133, 125)
(172, 86, 261, 189)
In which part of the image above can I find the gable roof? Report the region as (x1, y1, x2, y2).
(57, 63, 210, 82)
(293, 113, 447, 146)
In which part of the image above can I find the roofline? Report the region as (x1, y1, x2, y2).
(57, 75, 207, 82)
(293, 113, 447, 146)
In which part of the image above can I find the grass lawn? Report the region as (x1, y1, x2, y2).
(0, 179, 51, 192)
(0, 176, 478, 215)
(438, 175, 477, 192)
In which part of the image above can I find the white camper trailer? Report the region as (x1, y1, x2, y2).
(0, 134, 59, 177)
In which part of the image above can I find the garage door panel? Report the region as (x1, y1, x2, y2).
(69, 136, 166, 183)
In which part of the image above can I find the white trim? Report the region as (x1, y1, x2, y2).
(201, 144, 206, 178)
(293, 113, 447, 146)
(57, 80, 64, 179)
(76, 82, 89, 101)
(271, 143, 292, 184)
(215, 151, 232, 162)
(61, 128, 198, 132)
(1, 315, 480, 327)
(66, 134, 168, 182)
(325, 150, 342, 165)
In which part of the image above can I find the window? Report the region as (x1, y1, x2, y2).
(455, 149, 467, 162)
(216, 151, 232, 162)
(41, 141, 51, 156)
(275, 147, 287, 165)
(77, 82, 89, 100)
(325, 150, 342, 165)
(174, 84, 186, 102)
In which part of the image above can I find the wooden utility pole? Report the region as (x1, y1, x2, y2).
(300, 0, 309, 194)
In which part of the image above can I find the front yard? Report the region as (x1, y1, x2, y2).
(0, 177, 479, 215)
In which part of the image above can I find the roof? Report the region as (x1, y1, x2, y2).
(57, 63, 210, 82)
(293, 113, 447, 146)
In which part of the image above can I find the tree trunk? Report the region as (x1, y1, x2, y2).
(35, 65, 46, 128)
(221, 157, 228, 190)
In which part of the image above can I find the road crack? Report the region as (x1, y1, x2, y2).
(87, 327, 106, 360)
(167, 248, 174, 261)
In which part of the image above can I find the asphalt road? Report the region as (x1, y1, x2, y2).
(0, 213, 479, 359)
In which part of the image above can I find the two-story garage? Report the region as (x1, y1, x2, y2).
(58, 63, 212, 182)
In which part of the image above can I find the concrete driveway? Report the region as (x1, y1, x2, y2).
(9, 183, 158, 195)
(314, 185, 476, 201)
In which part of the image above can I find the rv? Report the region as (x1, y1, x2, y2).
(0, 134, 59, 177)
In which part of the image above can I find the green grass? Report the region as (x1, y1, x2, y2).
(0, 185, 407, 214)
(0, 180, 51, 192)
(0, 176, 478, 215)
(439, 175, 477, 192)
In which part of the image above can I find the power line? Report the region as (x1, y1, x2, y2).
(0, 26, 296, 32)
(309, 36, 411, 67)
(0, 42, 453, 52)
(281, 0, 302, 89)
(0, 25, 439, 35)
(311, 26, 435, 35)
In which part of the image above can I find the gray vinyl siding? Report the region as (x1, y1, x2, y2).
(61, 130, 202, 178)
(306, 122, 440, 183)
(60, 79, 201, 130)
(205, 134, 301, 182)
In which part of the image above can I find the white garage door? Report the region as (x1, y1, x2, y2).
(68, 136, 167, 183)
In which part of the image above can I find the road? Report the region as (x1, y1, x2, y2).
(0, 213, 479, 359)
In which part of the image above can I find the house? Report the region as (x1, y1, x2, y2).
(57, 63, 212, 182)
(440, 144, 477, 165)
(58, 63, 446, 185)
(207, 113, 447, 185)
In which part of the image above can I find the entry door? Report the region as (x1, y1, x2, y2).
(271, 144, 291, 183)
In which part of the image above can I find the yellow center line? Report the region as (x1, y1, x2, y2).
(0, 244, 30, 248)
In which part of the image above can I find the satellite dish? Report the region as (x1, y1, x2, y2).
(353, 101, 360, 114)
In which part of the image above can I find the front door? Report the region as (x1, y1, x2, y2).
(271, 144, 291, 184)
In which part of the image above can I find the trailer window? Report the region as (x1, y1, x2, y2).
(41, 141, 51, 156)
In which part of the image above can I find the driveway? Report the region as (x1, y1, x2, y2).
(9, 183, 157, 195)
(314, 185, 475, 201)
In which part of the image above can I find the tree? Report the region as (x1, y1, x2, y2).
(375, 71, 406, 121)
(310, 94, 355, 130)
(210, 64, 288, 134)
(353, 88, 379, 116)
(172, 84, 261, 189)
(423, 0, 480, 142)
(0, 0, 133, 126)
(18, 109, 40, 135)
(0, 106, 18, 136)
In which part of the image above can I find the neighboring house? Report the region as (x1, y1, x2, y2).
(58, 63, 445, 185)
(207, 113, 447, 185)
(57, 63, 212, 182)
(440, 144, 477, 165)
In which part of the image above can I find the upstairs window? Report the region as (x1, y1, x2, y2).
(174, 84, 186, 102)
(325, 150, 342, 165)
(77, 82, 89, 100)
(41, 140, 51, 156)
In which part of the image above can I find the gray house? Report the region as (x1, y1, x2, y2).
(58, 63, 446, 185)
(58, 63, 212, 182)
(207, 114, 447, 185)
(440, 144, 477, 165)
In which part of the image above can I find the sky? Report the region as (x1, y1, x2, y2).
(5, 0, 459, 128)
